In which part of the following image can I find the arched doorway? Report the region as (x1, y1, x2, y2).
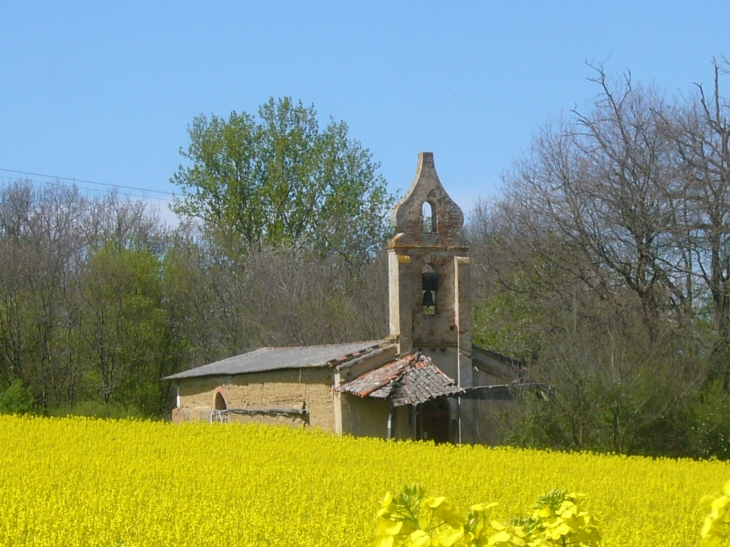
(417, 398, 451, 444)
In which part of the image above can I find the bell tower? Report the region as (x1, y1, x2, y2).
(388, 153, 473, 391)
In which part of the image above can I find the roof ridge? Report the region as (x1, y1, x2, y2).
(256, 340, 383, 351)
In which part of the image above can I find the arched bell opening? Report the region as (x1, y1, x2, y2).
(422, 264, 438, 315)
(213, 390, 228, 411)
(422, 201, 437, 233)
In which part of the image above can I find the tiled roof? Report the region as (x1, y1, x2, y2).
(337, 355, 413, 398)
(337, 353, 464, 407)
(163, 340, 386, 380)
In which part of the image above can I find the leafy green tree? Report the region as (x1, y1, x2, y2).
(171, 97, 394, 260)
(0, 379, 35, 415)
(80, 243, 173, 416)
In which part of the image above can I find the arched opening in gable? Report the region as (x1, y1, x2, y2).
(422, 201, 436, 232)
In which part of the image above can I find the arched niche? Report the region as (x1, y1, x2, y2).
(213, 388, 228, 410)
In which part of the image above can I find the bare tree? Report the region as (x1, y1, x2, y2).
(500, 66, 691, 337)
(466, 64, 730, 456)
(661, 60, 730, 371)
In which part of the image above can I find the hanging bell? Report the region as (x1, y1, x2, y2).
(422, 271, 439, 292)
(422, 290, 436, 315)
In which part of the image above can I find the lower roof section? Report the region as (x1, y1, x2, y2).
(163, 340, 387, 380)
(337, 353, 464, 407)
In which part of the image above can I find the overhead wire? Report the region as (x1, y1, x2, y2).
(0, 176, 173, 203)
(0, 168, 176, 203)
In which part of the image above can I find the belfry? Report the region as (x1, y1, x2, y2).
(386, 152, 475, 442)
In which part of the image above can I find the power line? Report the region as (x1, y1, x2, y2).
(0, 175, 174, 203)
(0, 168, 175, 197)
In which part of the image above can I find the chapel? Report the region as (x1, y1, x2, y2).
(164, 153, 522, 444)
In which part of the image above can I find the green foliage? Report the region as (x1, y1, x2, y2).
(497, 392, 572, 451)
(0, 177, 389, 420)
(171, 97, 395, 259)
(81, 242, 173, 416)
(48, 400, 146, 420)
(472, 288, 542, 363)
(374, 484, 600, 547)
(688, 381, 730, 460)
(0, 379, 36, 415)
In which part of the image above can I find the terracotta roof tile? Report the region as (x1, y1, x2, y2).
(338, 353, 464, 406)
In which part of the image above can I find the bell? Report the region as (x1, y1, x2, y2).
(422, 271, 439, 292)
(423, 290, 436, 315)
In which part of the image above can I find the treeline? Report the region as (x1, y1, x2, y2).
(0, 98, 394, 418)
(468, 62, 730, 459)
(0, 182, 389, 417)
(4, 76, 730, 459)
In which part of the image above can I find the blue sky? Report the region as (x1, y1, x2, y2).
(1, 2, 729, 219)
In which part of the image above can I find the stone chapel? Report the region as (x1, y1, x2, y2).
(164, 153, 522, 444)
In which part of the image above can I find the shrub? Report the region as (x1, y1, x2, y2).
(0, 379, 35, 415)
(689, 381, 730, 460)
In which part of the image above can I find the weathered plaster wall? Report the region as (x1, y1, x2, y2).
(340, 397, 419, 441)
(394, 405, 415, 441)
(173, 367, 336, 430)
(472, 347, 520, 382)
(334, 345, 398, 435)
(412, 251, 460, 348)
(340, 394, 390, 438)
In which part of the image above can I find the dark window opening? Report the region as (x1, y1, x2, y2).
(422, 264, 438, 315)
(416, 398, 451, 444)
(214, 391, 227, 410)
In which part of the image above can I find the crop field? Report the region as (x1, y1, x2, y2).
(0, 415, 728, 546)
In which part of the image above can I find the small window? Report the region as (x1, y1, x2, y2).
(422, 202, 436, 232)
(422, 264, 438, 315)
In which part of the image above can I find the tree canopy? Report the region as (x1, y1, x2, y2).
(467, 61, 730, 457)
(171, 97, 394, 260)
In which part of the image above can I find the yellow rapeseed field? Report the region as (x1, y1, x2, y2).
(0, 415, 728, 547)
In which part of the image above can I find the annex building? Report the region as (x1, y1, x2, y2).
(164, 153, 523, 444)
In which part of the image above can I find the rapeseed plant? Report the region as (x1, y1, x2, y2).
(0, 415, 728, 546)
